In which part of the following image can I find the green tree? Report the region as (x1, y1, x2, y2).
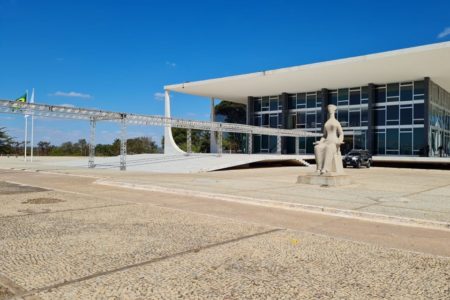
(127, 137, 158, 154)
(172, 128, 210, 153)
(0, 127, 14, 154)
(214, 101, 247, 153)
(77, 139, 88, 156)
(37, 141, 52, 156)
(214, 101, 246, 124)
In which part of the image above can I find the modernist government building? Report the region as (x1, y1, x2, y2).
(165, 42, 450, 157)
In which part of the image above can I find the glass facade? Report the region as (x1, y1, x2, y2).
(429, 81, 450, 157)
(253, 96, 283, 153)
(248, 78, 449, 157)
(286, 92, 322, 154)
(373, 81, 426, 156)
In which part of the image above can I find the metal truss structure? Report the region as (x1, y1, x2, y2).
(0, 100, 319, 170)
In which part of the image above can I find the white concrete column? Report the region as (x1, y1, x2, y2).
(164, 90, 184, 155)
(210, 97, 217, 153)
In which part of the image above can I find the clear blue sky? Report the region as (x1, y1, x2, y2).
(0, 0, 449, 145)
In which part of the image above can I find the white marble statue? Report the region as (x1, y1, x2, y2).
(314, 104, 345, 174)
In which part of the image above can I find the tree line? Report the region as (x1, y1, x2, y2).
(0, 127, 160, 156)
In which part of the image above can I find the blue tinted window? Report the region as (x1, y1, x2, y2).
(400, 132, 412, 155)
(316, 111, 322, 125)
(306, 113, 316, 128)
(288, 96, 296, 109)
(414, 81, 425, 95)
(329, 92, 337, 105)
(262, 97, 269, 111)
(269, 115, 277, 128)
(270, 98, 278, 111)
(413, 128, 425, 152)
(297, 93, 306, 108)
(400, 85, 413, 101)
(338, 89, 349, 101)
(307, 94, 316, 108)
(316, 92, 323, 108)
(262, 114, 269, 126)
(414, 103, 424, 119)
(297, 112, 305, 127)
(361, 107, 368, 125)
(338, 109, 348, 127)
(386, 129, 399, 151)
(375, 108, 385, 126)
(253, 100, 261, 112)
(387, 105, 399, 120)
(387, 83, 399, 97)
(361, 86, 369, 99)
(376, 88, 386, 103)
(377, 133, 385, 155)
(350, 90, 360, 105)
(349, 111, 360, 127)
(261, 135, 268, 149)
(400, 107, 413, 125)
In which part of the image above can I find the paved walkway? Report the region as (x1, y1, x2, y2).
(0, 169, 449, 299)
(98, 166, 450, 228)
(1, 156, 450, 228)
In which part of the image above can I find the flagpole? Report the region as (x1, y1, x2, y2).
(24, 90, 28, 162)
(30, 88, 35, 162)
(24, 117, 28, 161)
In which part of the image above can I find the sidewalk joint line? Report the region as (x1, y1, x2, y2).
(18, 228, 283, 298)
(0, 203, 133, 220)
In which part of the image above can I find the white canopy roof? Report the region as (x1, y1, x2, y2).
(165, 42, 450, 104)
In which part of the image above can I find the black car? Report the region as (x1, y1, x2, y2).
(343, 150, 372, 168)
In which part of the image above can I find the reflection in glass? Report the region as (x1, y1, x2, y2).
(387, 83, 399, 97)
(413, 128, 425, 153)
(354, 131, 366, 149)
(338, 89, 349, 101)
(269, 136, 277, 153)
(386, 129, 399, 151)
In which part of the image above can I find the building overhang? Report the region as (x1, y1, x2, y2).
(164, 42, 450, 104)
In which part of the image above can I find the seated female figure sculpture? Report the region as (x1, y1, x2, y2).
(314, 104, 344, 174)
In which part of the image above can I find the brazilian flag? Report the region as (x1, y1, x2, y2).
(15, 93, 27, 103)
(12, 93, 27, 112)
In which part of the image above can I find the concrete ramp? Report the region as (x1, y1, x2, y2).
(44, 153, 313, 173)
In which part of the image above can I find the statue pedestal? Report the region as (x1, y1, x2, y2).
(297, 172, 351, 186)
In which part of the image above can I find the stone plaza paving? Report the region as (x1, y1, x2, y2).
(0, 166, 449, 299)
